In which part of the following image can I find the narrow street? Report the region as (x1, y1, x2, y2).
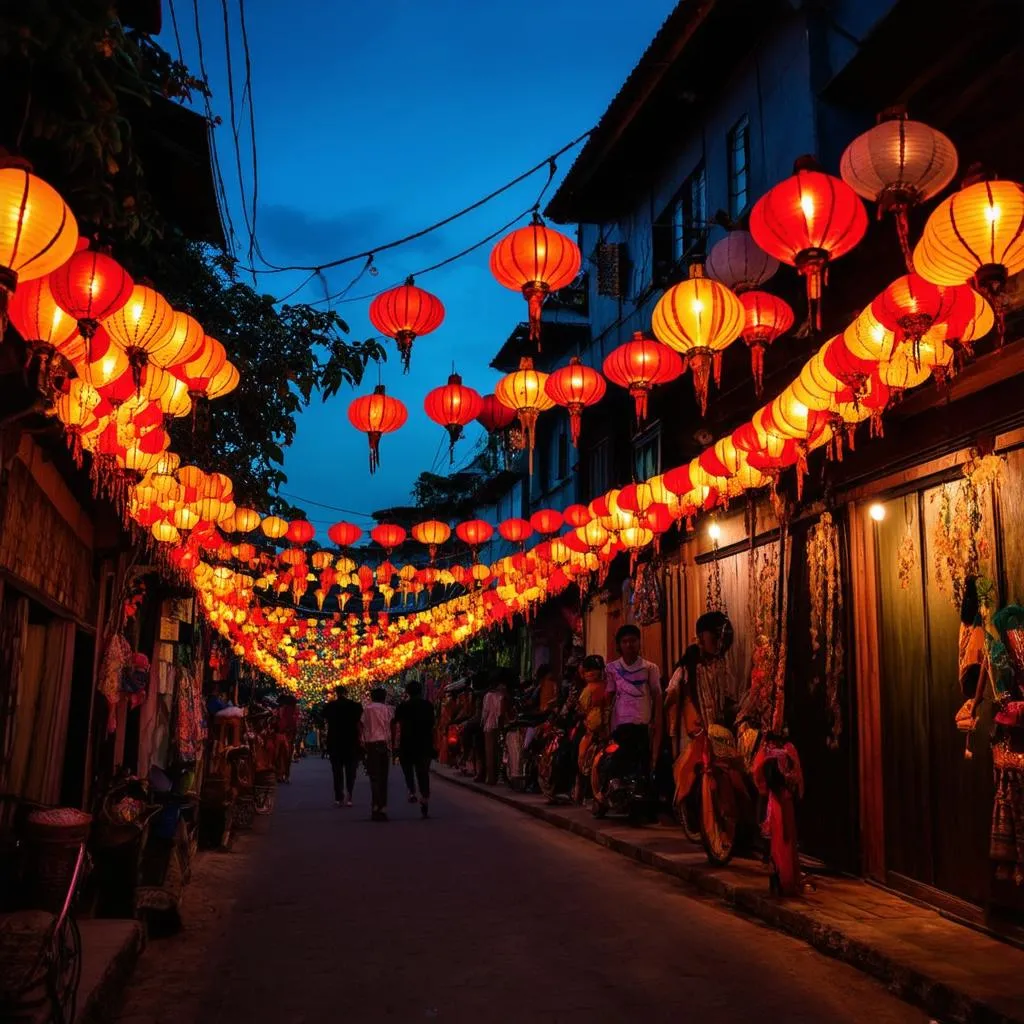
(115, 759, 926, 1024)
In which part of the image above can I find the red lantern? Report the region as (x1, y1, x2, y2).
(286, 519, 315, 546)
(8, 273, 79, 384)
(455, 519, 494, 551)
(530, 508, 563, 535)
(498, 517, 533, 547)
(738, 291, 794, 396)
(476, 393, 517, 433)
(423, 372, 483, 462)
(411, 519, 451, 562)
(368, 277, 444, 373)
(544, 356, 606, 446)
(347, 384, 408, 474)
(370, 523, 406, 554)
(49, 240, 133, 351)
(871, 273, 964, 365)
(602, 332, 683, 425)
(749, 157, 868, 329)
(490, 216, 581, 341)
(563, 503, 592, 528)
(328, 521, 362, 548)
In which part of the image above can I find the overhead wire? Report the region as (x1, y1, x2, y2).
(236, 0, 261, 280)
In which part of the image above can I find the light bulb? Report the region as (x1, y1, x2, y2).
(869, 502, 886, 522)
(708, 521, 722, 541)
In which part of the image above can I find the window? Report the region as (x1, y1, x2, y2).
(653, 162, 707, 275)
(632, 427, 661, 483)
(727, 116, 750, 218)
(587, 440, 611, 500)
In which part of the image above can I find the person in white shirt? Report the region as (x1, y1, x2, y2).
(480, 675, 511, 785)
(604, 624, 663, 776)
(360, 687, 395, 821)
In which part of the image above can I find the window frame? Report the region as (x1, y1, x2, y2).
(727, 115, 751, 219)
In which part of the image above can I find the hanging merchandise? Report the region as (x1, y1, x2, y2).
(807, 512, 844, 748)
(632, 560, 662, 626)
(896, 495, 916, 590)
(97, 632, 132, 733)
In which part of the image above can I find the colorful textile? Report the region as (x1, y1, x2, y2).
(174, 666, 206, 762)
(97, 633, 131, 734)
(992, 741, 1024, 885)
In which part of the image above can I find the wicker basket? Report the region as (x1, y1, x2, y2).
(24, 809, 91, 913)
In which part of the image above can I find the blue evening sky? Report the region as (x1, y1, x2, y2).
(165, 0, 674, 538)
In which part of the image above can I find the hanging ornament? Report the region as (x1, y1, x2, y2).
(749, 156, 868, 330)
(368, 277, 444, 373)
(347, 383, 408, 474)
(8, 273, 78, 389)
(102, 283, 176, 388)
(411, 520, 451, 563)
(738, 290, 794, 397)
(543, 356, 606, 446)
(423, 371, 483, 463)
(327, 521, 363, 549)
(494, 356, 554, 475)
(705, 228, 779, 292)
(602, 332, 683, 426)
(490, 215, 581, 342)
(370, 523, 406, 556)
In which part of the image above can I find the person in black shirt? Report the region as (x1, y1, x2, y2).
(323, 685, 363, 807)
(392, 679, 435, 818)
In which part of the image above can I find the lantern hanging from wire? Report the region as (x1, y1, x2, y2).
(101, 283, 176, 387)
(498, 517, 533, 548)
(328, 521, 363, 549)
(749, 156, 868, 330)
(602, 332, 683, 426)
(370, 523, 406, 555)
(8, 274, 78, 388)
(423, 372, 483, 463)
(411, 520, 451, 562)
(651, 262, 744, 414)
(455, 519, 493, 555)
(738, 290, 794, 396)
(347, 383, 408, 474)
(871, 273, 966, 367)
(490, 215, 581, 342)
(544, 356, 606, 446)
(286, 519, 315, 547)
(0, 154, 79, 334)
(840, 109, 958, 269)
(705, 229, 779, 292)
(530, 508, 564, 535)
(494, 357, 554, 474)
(368, 277, 444, 373)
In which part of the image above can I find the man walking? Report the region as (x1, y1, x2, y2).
(361, 687, 394, 821)
(323, 685, 363, 807)
(392, 679, 435, 818)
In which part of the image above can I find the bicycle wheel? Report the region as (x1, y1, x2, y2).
(48, 913, 82, 1024)
(700, 766, 738, 866)
(674, 788, 703, 844)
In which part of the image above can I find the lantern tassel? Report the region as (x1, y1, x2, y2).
(690, 353, 712, 416)
(394, 331, 415, 373)
(630, 385, 650, 426)
(523, 284, 547, 344)
(749, 343, 766, 398)
(568, 406, 582, 447)
(893, 204, 915, 273)
(368, 431, 382, 474)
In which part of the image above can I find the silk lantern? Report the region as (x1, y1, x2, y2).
(347, 384, 408, 474)
(544, 356, 606, 446)
(369, 277, 444, 372)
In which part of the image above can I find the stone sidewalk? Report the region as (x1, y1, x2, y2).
(435, 767, 1024, 1024)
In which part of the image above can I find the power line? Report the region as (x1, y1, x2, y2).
(236, 0, 261, 281)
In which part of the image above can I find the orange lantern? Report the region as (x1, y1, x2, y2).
(563, 503, 591, 529)
(0, 156, 79, 333)
(48, 241, 132, 356)
(347, 384, 408, 474)
(101, 283, 175, 386)
(287, 519, 316, 546)
(498, 518, 533, 547)
(411, 520, 451, 562)
(423, 372, 483, 462)
(205, 361, 240, 402)
(494, 357, 554, 474)
(651, 263, 744, 414)
(261, 515, 289, 540)
(455, 519, 493, 552)
(369, 277, 445, 372)
(156, 311, 206, 369)
(530, 508, 563, 535)
(602, 332, 683, 426)
(370, 523, 406, 554)
(738, 290, 794, 396)
(225, 507, 261, 533)
(8, 273, 78, 374)
(749, 157, 868, 329)
(327, 521, 363, 548)
(871, 273, 963, 364)
(490, 216, 581, 341)
(544, 356, 606, 446)
(169, 334, 228, 403)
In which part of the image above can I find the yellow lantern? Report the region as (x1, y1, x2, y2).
(494, 357, 554, 474)
(261, 515, 288, 540)
(102, 284, 175, 382)
(151, 520, 180, 544)
(206, 360, 240, 401)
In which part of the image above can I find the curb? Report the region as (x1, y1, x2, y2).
(76, 920, 145, 1024)
(435, 769, 1020, 1024)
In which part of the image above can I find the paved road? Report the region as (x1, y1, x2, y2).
(116, 758, 927, 1024)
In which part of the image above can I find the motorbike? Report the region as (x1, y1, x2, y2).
(590, 733, 651, 823)
(535, 714, 578, 804)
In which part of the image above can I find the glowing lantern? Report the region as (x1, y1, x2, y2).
(749, 157, 868, 328)
(101, 283, 175, 386)
(602, 332, 683, 426)
(327, 521, 362, 548)
(411, 520, 451, 562)
(476, 394, 517, 433)
(564, 504, 591, 529)
(261, 515, 288, 540)
(78, 332, 130, 394)
(152, 521, 180, 545)
(530, 508, 563, 535)
(877, 348, 931, 400)
(620, 525, 654, 572)
(8, 273, 78, 376)
(843, 309, 897, 364)
(871, 273, 963, 365)
(53, 379, 101, 463)
(156, 311, 206, 369)
(498, 518, 533, 547)
(738, 290, 794, 396)
(705, 229, 779, 292)
(170, 334, 227, 403)
(369, 277, 444, 373)
(490, 216, 581, 341)
(577, 519, 610, 553)
(226, 507, 260, 533)
(347, 384, 408, 474)
(287, 520, 315, 546)
(455, 519, 493, 552)
(494, 357, 554, 474)
(206, 361, 240, 401)
(0, 157, 79, 333)
(939, 288, 995, 367)
(840, 109, 957, 268)
(913, 178, 1024, 315)
(370, 523, 406, 554)
(423, 372, 483, 462)
(651, 263, 744, 414)
(544, 356, 606, 445)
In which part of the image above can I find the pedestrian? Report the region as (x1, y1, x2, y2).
(360, 686, 394, 821)
(392, 679, 435, 818)
(275, 693, 300, 784)
(481, 673, 510, 785)
(604, 624, 663, 783)
(323, 684, 363, 807)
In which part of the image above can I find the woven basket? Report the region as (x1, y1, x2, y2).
(24, 810, 91, 913)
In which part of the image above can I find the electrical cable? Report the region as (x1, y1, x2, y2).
(236, 0, 261, 279)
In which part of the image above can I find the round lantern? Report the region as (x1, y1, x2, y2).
(498, 518, 533, 547)
(328, 521, 362, 548)
(423, 372, 483, 462)
(840, 109, 958, 268)
(8, 274, 78, 382)
(494, 357, 554, 474)
(205, 361, 240, 402)
(369, 277, 444, 373)
(490, 216, 581, 341)
(705, 229, 779, 292)
(170, 334, 228, 405)
(749, 157, 868, 329)
(156, 311, 206, 369)
(371, 523, 406, 554)
(738, 290, 794, 396)
(225, 507, 261, 533)
(913, 178, 1024, 313)
(347, 384, 408, 474)
(602, 332, 683, 425)
(286, 519, 315, 546)
(0, 156, 79, 333)
(476, 393, 517, 433)
(455, 519, 494, 551)
(411, 520, 451, 562)
(544, 356, 606, 446)
(530, 508, 563, 535)
(261, 515, 289, 540)
(651, 263, 744, 414)
(100, 282, 175, 387)
(563, 503, 592, 529)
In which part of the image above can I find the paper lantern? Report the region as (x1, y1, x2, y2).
(155, 311, 206, 368)
(494, 357, 554, 474)
(347, 384, 408, 474)
(563, 504, 591, 529)
(0, 157, 79, 332)
(749, 157, 868, 328)
(287, 520, 315, 546)
(327, 521, 362, 548)
(101, 283, 175, 385)
(369, 277, 444, 372)
(206, 361, 240, 401)
(170, 334, 228, 400)
(602, 332, 683, 425)
(411, 520, 451, 562)
(651, 263, 744, 414)
(544, 356, 606, 445)
(530, 508, 564, 535)
(840, 109, 957, 267)
(8, 274, 78, 377)
(476, 393, 517, 433)
(261, 515, 288, 540)
(423, 372, 483, 462)
(455, 519, 493, 551)
(738, 290, 794, 396)
(705, 229, 779, 292)
(490, 217, 581, 341)
(371, 523, 406, 554)
(498, 518, 533, 546)
(225, 507, 261, 533)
